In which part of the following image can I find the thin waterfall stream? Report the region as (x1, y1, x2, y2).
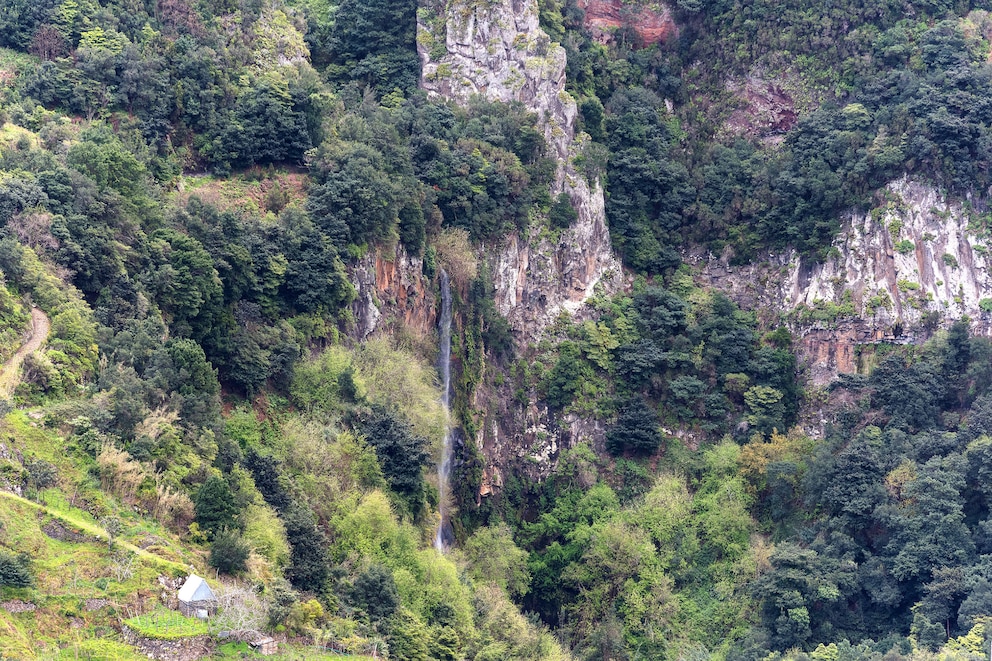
(434, 269, 454, 551)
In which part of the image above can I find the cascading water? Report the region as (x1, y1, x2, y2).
(434, 270, 454, 551)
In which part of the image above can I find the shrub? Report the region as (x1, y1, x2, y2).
(194, 476, 239, 537)
(0, 550, 33, 588)
(605, 398, 664, 456)
(549, 192, 578, 229)
(96, 444, 145, 504)
(209, 529, 250, 575)
(352, 564, 399, 621)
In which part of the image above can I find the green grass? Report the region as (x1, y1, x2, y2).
(0, 491, 188, 574)
(0, 491, 192, 657)
(124, 607, 208, 640)
(215, 641, 379, 660)
(56, 638, 145, 660)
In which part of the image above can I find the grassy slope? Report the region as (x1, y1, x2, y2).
(0, 409, 200, 659)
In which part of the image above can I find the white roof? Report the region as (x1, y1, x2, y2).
(177, 574, 215, 603)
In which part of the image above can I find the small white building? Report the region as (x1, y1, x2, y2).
(177, 574, 216, 619)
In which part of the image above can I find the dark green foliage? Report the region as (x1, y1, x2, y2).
(738, 326, 992, 648)
(351, 564, 399, 621)
(323, 0, 419, 94)
(548, 193, 578, 229)
(605, 397, 664, 455)
(870, 354, 944, 430)
(146, 228, 223, 339)
(0, 0, 60, 49)
(209, 529, 250, 575)
(24, 459, 57, 493)
(752, 544, 859, 650)
(603, 88, 691, 272)
(215, 80, 313, 169)
(194, 476, 239, 537)
(307, 145, 398, 249)
(0, 550, 33, 588)
(244, 450, 292, 512)
(283, 503, 331, 593)
(354, 405, 430, 499)
(469, 269, 514, 364)
(543, 341, 592, 411)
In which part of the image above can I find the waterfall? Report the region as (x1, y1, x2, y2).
(434, 270, 454, 551)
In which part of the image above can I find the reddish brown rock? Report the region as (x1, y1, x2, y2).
(725, 76, 798, 139)
(374, 249, 435, 335)
(576, 0, 677, 45)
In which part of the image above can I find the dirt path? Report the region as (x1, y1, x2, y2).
(0, 307, 50, 398)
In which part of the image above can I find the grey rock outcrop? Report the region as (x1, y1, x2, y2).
(419, 0, 622, 341)
(696, 177, 992, 384)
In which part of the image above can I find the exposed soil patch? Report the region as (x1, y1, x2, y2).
(42, 519, 88, 543)
(725, 75, 799, 140)
(0, 307, 50, 398)
(178, 170, 307, 216)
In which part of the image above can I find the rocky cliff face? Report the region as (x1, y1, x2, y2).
(696, 178, 992, 384)
(575, 0, 677, 46)
(411, 0, 624, 496)
(350, 243, 436, 340)
(418, 0, 622, 342)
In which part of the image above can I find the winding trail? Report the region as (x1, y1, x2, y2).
(0, 307, 50, 398)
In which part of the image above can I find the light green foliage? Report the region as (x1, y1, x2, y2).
(866, 289, 894, 315)
(252, 8, 310, 71)
(633, 475, 699, 572)
(745, 385, 785, 434)
(473, 584, 571, 661)
(294, 339, 444, 444)
(0, 242, 97, 398)
(330, 490, 419, 565)
(0, 272, 28, 363)
(290, 345, 363, 411)
(895, 239, 916, 254)
(462, 523, 531, 598)
(77, 26, 128, 53)
(793, 290, 857, 324)
(56, 639, 145, 660)
(224, 406, 263, 449)
(694, 442, 753, 562)
(242, 503, 290, 566)
(351, 339, 445, 443)
(580, 320, 620, 371)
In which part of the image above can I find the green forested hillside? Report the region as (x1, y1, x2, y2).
(2, 0, 992, 658)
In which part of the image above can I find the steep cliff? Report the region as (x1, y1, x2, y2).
(696, 177, 992, 384)
(350, 243, 436, 340)
(575, 0, 677, 46)
(418, 0, 622, 342)
(405, 0, 627, 496)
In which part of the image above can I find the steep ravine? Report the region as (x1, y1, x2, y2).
(696, 177, 992, 384)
